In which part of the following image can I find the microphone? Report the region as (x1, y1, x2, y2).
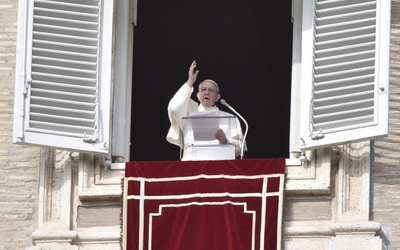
(220, 99, 248, 159)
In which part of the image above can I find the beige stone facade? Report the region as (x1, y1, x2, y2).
(1, 0, 400, 249)
(0, 1, 40, 248)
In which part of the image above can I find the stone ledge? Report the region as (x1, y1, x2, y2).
(331, 221, 381, 236)
(32, 230, 77, 242)
(75, 227, 121, 242)
(284, 221, 333, 236)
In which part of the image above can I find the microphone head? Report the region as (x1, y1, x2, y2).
(220, 99, 227, 105)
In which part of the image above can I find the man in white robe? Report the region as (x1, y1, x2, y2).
(166, 60, 245, 160)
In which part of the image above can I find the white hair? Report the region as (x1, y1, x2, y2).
(198, 79, 220, 94)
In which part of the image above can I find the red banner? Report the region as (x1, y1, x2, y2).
(123, 159, 285, 250)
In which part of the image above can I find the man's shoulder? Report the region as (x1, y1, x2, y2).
(217, 109, 234, 117)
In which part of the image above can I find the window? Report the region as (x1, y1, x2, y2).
(130, 1, 292, 160)
(13, 0, 390, 160)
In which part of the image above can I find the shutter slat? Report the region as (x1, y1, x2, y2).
(34, 7, 98, 22)
(26, 128, 87, 138)
(315, 17, 376, 33)
(31, 104, 95, 119)
(33, 38, 97, 53)
(314, 91, 374, 108)
(33, 23, 98, 38)
(31, 112, 94, 125)
(315, 42, 375, 59)
(314, 82, 374, 99)
(315, 49, 375, 66)
(313, 75, 374, 91)
(315, 58, 375, 75)
(32, 72, 96, 87)
(33, 17, 98, 31)
(32, 80, 96, 94)
(316, 9, 376, 26)
(31, 96, 95, 111)
(31, 88, 96, 103)
(28, 122, 95, 136)
(316, 1, 376, 17)
(33, 48, 97, 62)
(316, 0, 374, 10)
(315, 34, 375, 51)
(316, 25, 376, 42)
(35, 0, 99, 14)
(314, 107, 374, 124)
(33, 32, 97, 46)
(313, 116, 374, 131)
(316, 52, 375, 68)
(32, 56, 96, 71)
(314, 99, 374, 115)
(30, 112, 95, 127)
(314, 66, 375, 83)
(32, 64, 96, 79)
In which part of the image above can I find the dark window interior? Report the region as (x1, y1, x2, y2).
(131, 0, 293, 161)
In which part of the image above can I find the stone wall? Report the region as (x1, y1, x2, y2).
(372, 0, 400, 249)
(0, 0, 41, 249)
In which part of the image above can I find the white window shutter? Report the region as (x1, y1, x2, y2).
(13, 0, 114, 154)
(299, 0, 390, 150)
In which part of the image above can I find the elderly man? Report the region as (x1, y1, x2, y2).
(166, 60, 245, 160)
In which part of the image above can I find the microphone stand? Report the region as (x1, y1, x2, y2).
(220, 99, 248, 159)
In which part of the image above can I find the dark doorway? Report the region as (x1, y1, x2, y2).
(131, 0, 292, 161)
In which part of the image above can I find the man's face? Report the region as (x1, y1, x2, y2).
(196, 81, 221, 108)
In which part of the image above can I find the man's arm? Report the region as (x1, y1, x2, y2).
(168, 60, 200, 117)
(166, 61, 199, 146)
(215, 128, 244, 157)
(214, 115, 246, 157)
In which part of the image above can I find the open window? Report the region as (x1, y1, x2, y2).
(13, 0, 390, 160)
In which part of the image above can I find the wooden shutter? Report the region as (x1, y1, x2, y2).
(13, 0, 114, 154)
(299, 0, 390, 150)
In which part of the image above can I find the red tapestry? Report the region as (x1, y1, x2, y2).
(123, 158, 285, 250)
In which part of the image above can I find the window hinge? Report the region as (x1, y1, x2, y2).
(311, 129, 324, 140)
(83, 133, 97, 143)
(23, 79, 31, 95)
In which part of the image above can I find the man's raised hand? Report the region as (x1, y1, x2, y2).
(187, 60, 199, 87)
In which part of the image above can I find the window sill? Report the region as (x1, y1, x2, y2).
(111, 158, 302, 170)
